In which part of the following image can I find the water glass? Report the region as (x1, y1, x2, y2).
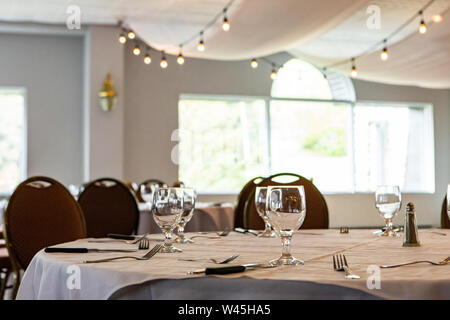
(375, 185, 401, 237)
(153, 187, 184, 253)
(266, 186, 306, 266)
(175, 188, 197, 243)
(255, 187, 276, 238)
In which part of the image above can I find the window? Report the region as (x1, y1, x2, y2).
(0, 89, 26, 195)
(178, 59, 434, 194)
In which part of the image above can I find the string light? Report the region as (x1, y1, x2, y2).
(350, 59, 357, 78)
(118, 32, 127, 44)
(222, 9, 230, 31)
(322, 68, 327, 80)
(419, 11, 427, 34)
(380, 39, 388, 61)
(431, 14, 442, 23)
(144, 52, 152, 64)
(127, 30, 136, 39)
(250, 59, 258, 69)
(197, 32, 205, 51)
(133, 44, 141, 56)
(270, 65, 277, 80)
(160, 52, 168, 69)
(177, 53, 185, 65)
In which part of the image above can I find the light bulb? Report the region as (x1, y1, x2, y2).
(431, 14, 442, 23)
(222, 17, 230, 31)
(177, 54, 185, 65)
(270, 70, 277, 80)
(380, 47, 388, 61)
(160, 57, 168, 69)
(133, 45, 141, 56)
(419, 20, 427, 34)
(118, 33, 127, 44)
(144, 54, 151, 64)
(128, 30, 135, 39)
(250, 59, 258, 69)
(351, 66, 357, 78)
(197, 39, 205, 52)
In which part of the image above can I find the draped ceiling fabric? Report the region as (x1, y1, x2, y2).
(0, 0, 448, 88)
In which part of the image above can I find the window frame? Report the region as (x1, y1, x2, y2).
(0, 87, 27, 198)
(178, 93, 435, 195)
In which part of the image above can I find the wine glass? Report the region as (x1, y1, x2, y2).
(153, 187, 184, 253)
(140, 184, 155, 210)
(375, 185, 401, 237)
(175, 188, 197, 243)
(255, 187, 276, 238)
(266, 186, 306, 266)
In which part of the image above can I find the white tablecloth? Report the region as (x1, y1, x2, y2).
(16, 229, 450, 300)
(137, 203, 234, 234)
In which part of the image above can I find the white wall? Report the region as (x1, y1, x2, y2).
(0, 32, 84, 185)
(124, 47, 450, 228)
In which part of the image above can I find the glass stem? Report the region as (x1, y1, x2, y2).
(263, 217, 272, 233)
(178, 226, 185, 239)
(164, 230, 173, 247)
(281, 235, 292, 258)
(385, 218, 393, 235)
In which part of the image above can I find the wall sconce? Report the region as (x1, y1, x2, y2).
(98, 73, 117, 111)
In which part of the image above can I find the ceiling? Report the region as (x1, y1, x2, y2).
(0, 0, 449, 88)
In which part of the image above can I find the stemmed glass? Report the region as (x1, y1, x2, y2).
(175, 188, 197, 243)
(255, 187, 276, 238)
(140, 184, 156, 210)
(153, 187, 184, 253)
(266, 186, 306, 266)
(375, 185, 401, 237)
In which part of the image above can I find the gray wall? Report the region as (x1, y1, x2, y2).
(0, 33, 84, 185)
(124, 46, 450, 228)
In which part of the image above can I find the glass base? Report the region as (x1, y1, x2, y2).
(378, 229, 401, 237)
(174, 237, 194, 244)
(258, 229, 277, 238)
(269, 255, 304, 266)
(159, 244, 183, 253)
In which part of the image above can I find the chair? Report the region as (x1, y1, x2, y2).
(441, 195, 449, 228)
(78, 178, 140, 238)
(3, 176, 86, 299)
(172, 180, 185, 188)
(243, 173, 329, 230)
(136, 179, 167, 203)
(234, 176, 264, 228)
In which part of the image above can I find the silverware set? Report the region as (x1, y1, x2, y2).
(333, 253, 360, 279)
(83, 244, 163, 264)
(178, 254, 239, 264)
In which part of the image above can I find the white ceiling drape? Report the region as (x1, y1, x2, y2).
(0, 0, 448, 88)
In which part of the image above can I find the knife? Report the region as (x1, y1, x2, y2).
(44, 247, 138, 253)
(107, 233, 136, 240)
(187, 263, 274, 275)
(233, 228, 260, 236)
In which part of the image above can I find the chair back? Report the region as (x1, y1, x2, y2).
(441, 195, 449, 228)
(244, 173, 329, 229)
(234, 176, 264, 228)
(136, 179, 167, 202)
(3, 176, 86, 270)
(78, 178, 139, 238)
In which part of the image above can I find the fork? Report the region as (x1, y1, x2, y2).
(138, 239, 150, 250)
(217, 228, 230, 236)
(83, 243, 163, 263)
(178, 254, 239, 264)
(88, 233, 149, 244)
(333, 253, 360, 279)
(380, 256, 450, 268)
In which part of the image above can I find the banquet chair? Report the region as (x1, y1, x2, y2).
(136, 179, 167, 202)
(234, 176, 264, 228)
(3, 176, 86, 299)
(244, 173, 329, 230)
(441, 195, 449, 228)
(78, 178, 140, 238)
